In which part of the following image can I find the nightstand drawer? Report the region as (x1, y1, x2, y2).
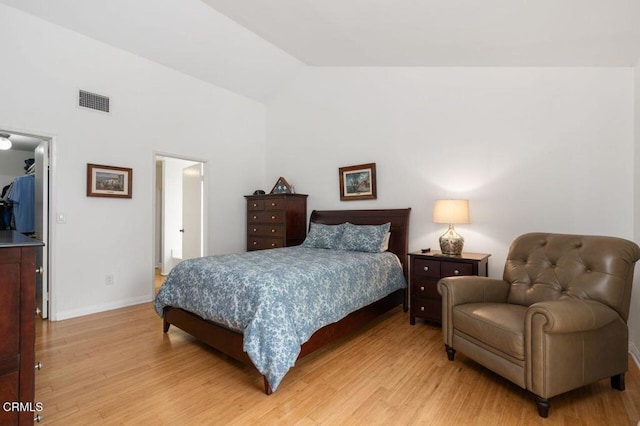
(442, 261, 473, 277)
(412, 277, 439, 299)
(414, 299, 441, 321)
(413, 259, 441, 278)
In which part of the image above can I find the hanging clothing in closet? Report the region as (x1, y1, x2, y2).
(6, 173, 35, 233)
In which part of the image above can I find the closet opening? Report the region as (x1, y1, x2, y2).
(0, 130, 51, 319)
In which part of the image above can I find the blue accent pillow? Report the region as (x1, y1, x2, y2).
(337, 222, 391, 253)
(301, 222, 345, 249)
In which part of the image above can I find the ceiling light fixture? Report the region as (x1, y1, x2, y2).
(0, 133, 12, 150)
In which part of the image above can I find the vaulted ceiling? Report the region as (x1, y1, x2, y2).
(2, 0, 640, 102)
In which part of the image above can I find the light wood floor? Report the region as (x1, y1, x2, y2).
(35, 303, 640, 425)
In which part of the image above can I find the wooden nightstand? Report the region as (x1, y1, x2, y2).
(409, 250, 490, 325)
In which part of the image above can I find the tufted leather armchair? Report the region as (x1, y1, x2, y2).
(438, 232, 640, 417)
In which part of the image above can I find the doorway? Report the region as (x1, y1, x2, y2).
(154, 154, 206, 290)
(0, 129, 51, 318)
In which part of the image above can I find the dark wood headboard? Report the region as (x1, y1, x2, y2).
(309, 208, 411, 280)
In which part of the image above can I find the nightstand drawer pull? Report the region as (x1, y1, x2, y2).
(271, 202, 277, 206)
(271, 229, 276, 233)
(454, 269, 460, 275)
(271, 243, 276, 247)
(253, 203, 258, 207)
(423, 266, 429, 272)
(420, 306, 425, 311)
(253, 241, 258, 245)
(420, 286, 425, 291)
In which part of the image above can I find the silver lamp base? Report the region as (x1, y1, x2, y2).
(439, 224, 464, 256)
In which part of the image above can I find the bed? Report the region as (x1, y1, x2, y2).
(155, 208, 411, 394)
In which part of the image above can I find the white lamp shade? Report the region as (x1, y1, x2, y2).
(433, 199, 470, 224)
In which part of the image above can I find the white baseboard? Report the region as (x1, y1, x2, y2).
(54, 295, 153, 321)
(631, 342, 640, 370)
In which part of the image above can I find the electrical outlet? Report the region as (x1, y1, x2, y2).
(105, 274, 114, 285)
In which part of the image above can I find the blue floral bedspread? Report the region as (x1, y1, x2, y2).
(154, 246, 406, 391)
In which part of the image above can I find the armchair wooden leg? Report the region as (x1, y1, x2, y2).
(611, 373, 625, 391)
(534, 396, 550, 418)
(445, 344, 456, 361)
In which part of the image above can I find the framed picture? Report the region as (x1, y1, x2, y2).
(270, 176, 293, 194)
(339, 162, 377, 201)
(86, 163, 132, 198)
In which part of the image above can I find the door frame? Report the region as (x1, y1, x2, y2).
(152, 151, 208, 295)
(0, 125, 57, 319)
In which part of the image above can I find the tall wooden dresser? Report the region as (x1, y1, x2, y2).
(0, 231, 44, 424)
(245, 194, 308, 251)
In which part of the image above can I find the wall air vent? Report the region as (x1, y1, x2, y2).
(78, 90, 110, 113)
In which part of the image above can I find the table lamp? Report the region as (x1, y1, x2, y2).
(433, 199, 470, 255)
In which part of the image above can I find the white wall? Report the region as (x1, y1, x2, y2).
(0, 4, 266, 320)
(266, 66, 638, 349)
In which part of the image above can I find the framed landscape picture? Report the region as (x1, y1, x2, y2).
(86, 163, 132, 198)
(339, 162, 377, 201)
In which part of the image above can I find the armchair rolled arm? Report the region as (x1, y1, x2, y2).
(439, 277, 510, 348)
(438, 276, 510, 307)
(526, 298, 621, 334)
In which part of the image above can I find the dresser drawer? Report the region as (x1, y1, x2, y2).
(247, 199, 265, 211)
(263, 198, 285, 210)
(412, 277, 440, 299)
(247, 225, 285, 237)
(248, 211, 285, 224)
(248, 237, 285, 250)
(442, 261, 473, 277)
(413, 258, 441, 278)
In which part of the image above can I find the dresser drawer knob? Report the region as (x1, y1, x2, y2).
(252, 215, 257, 220)
(423, 266, 429, 272)
(271, 229, 276, 233)
(420, 306, 425, 311)
(420, 286, 425, 291)
(253, 228, 257, 232)
(271, 202, 276, 206)
(35, 361, 43, 370)
(271, 243, 276, 247)
(253, 203, 258, 207)
(253, 241, 257, 245)
(271, 215, 276, 220)
(453, 269, 460, 275)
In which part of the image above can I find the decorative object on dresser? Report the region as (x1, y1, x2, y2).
(432, 199, 470, 255)
(245, 193, 308, 251)
(0, 231, 44, 424)
(339, 163, 377, 201)
(270, 177, 293, 194)
(409, 250, 489, 325)
(86, 163, 132, 199)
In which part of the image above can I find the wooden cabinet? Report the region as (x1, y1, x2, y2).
(245, 194, 308, 251)
(0, 231, 43, 424)
(409, 250, 490, 325)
